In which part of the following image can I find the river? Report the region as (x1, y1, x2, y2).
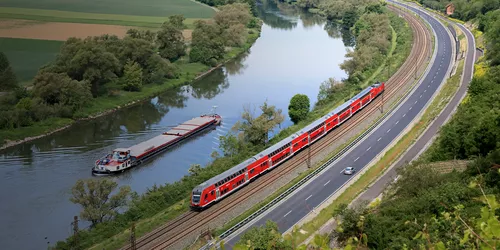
(0, 1, 350, 249)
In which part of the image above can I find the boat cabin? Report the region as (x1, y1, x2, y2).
(111, 148, 131, 162)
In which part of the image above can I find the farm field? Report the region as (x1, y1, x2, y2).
(0, 7, 206, 28)
(0, 37, 62, 84)
(0, 0, 215, 18)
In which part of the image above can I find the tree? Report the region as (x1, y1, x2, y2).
(233, 101, 284, 146)
(215, 3, 252, 29)
(33, 71, 92, 110)
(66, 42, 121, 97)
(189, 20, 225, 66)
(70, 179, 131, 226)
(0, 52, 18, 91)
(122, 60, 143, 91)
(288, 94, 310, 124)
(219, 133, 245, 157)
(126, 29, 156, 42)
(157, 16, 186, 62)
(235, 220, 292, 250)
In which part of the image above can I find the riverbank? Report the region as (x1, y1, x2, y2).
(0, 24, 262, 151)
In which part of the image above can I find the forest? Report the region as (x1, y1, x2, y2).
(0, 3, 259, 146)
(231, 0, 500, 249)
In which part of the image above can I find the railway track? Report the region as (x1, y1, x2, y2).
(120, 6, 431, 250)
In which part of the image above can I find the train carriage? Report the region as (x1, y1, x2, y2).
(190, 81, 385, 209)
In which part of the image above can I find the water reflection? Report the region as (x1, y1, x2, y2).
(0, 4, 349, 249)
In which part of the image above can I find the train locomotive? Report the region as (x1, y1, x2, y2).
(190, 81, 385, 209)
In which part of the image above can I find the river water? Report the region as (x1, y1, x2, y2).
(0, 2, 350, 249)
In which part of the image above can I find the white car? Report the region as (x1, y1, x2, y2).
(344, 167, 355, 175)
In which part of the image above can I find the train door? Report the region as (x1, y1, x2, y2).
(216, 188, 220, 199)
(245, 172, 249, 182)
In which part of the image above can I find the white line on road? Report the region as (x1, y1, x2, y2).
(403, 113, 406, 117)
(377, 137, 382, 141)
(387, 128, 391, 133)
(354, 157, 359, 162)
(305, 195, 312, 201)
(284, 210, 292, 217)
(409, 106, 413, 111)
(415, 100, 418, 104)
(396, 120, 399, 125)
(424, 89, 427, 93)
(366, 146, 372, 151)
(324, 180, 331, 186)
(420, 95, 422, 98)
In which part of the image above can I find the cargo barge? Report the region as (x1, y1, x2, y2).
(92, 113, 222, 175)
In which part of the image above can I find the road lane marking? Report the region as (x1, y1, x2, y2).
(420, 95, 422, 98)
(377, 137, 382, 141)
(409, 106, 413, 110)
(354, 157, 359, 162)
(324, 180, 331, 186)
(415, 100, 418, 104)
(396, 120, 399, 125)
(387, 128, 391, 133)
(424, 89, 427, 93)
(306, 195, 312, 201)
(366, 146, 371, 151)
(284, 210, 292, 217)
(403, 113, 406, 117)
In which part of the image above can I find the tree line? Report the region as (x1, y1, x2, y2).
(0, 3, 258, 138)
(230, 0, 500, 249)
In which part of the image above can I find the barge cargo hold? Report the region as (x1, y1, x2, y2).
(92, 114, 222, 175)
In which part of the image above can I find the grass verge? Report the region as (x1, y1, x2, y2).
(291, 58, 466, 246)
(0, 7, 206, 28)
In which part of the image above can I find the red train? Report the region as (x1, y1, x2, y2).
(190, 81, 385, 209)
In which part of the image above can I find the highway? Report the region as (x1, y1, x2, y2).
(223, 1, 454, 248)
(352, 5, 476, 207)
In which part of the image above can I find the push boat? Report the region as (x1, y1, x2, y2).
(92, 113, 222, 176)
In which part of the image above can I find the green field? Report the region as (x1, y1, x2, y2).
(0, 7, 206, 28)
(0, 38, 62, 84)
(0, 0, 215, 18)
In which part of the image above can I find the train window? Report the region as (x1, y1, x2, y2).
(302, 138, 307, 142)
(211, 190, 214, 195)
(294, 143, 298, 148)
(205, 194, 208, 199)
(250, 169, 254, 174)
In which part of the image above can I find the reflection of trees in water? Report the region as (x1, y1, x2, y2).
(189, 68, 229, 100)
(299, 10, 325, 28)
(225, 52, 249, 76)
(324, 21, 356, 47)
(257, 0, 297, 30)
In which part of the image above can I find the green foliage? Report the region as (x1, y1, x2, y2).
(288, 94, 310, 124)
(190, 3, 253, 65)
(70, 179, 132, 226)
(425, 65, 500, 161)
(157, 15, 187, 62)
(33, 72, 92, 109)
(0, 51, 18, 91)
(190, 20, 226, 66)
(232, 101, 285, 146)
(235, 221, 293, 250)
(122, 60, 143, 91)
